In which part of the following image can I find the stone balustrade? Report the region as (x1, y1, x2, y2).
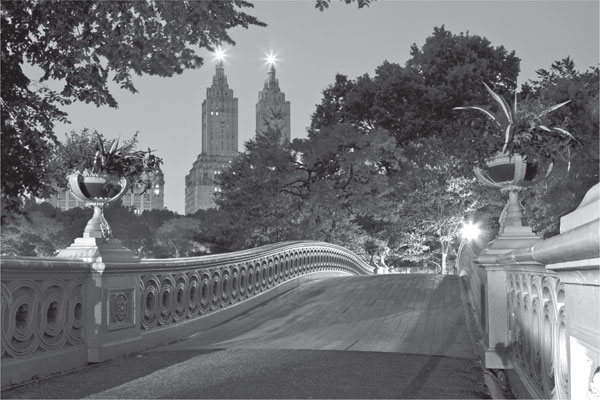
(1, 240, 372, 387)
(460, 183, 599, 399)
(1, 258, 89, 387)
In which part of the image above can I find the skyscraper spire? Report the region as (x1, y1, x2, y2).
(256, 53, 290, 142)
(265, 64, 279, 91)
(213, 60, 228, 86)
(185, 48, 238, 213)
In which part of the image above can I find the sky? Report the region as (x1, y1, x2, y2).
(49, 0, 600, 214)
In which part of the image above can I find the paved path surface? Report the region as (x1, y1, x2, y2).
(2, 274, 490, 399)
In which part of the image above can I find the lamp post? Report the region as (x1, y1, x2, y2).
(456, 220, 482, 274)
(461, 220, 481, 242)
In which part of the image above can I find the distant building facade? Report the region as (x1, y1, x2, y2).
(48, 169, 165, 213)
(256, 64, 291, 142)
(185, 61, 238, 214)
(48, 190, 86, 210)
(120, 170, 165, 214)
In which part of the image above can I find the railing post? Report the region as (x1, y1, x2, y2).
(57, 238, 144, 363)
(545, 184, 600, 399)
(475, 187, 541, 369)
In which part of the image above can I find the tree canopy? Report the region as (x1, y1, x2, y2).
(309, 26, 521, 144)
(520, 59, 599, 237)
(1, 0, 265, 210)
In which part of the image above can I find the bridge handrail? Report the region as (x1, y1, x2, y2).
(136, 240, 372, 331)
(459, 183, 600, 399)
(1, 240, 372, 388)
(140, 240, 373, 274)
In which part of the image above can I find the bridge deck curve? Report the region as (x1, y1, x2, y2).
(165, 274, 477, 359)
(2, 274, 488, 399)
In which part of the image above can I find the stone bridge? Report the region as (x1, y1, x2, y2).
(1, 184, 599, 399)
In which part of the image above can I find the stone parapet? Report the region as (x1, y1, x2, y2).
(471, 183, 600, 399)
(1, 240, 372, 388)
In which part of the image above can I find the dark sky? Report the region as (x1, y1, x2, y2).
(49, 0, 600, 213)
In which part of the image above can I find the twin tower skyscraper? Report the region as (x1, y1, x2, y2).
(184, 59, 291, 214)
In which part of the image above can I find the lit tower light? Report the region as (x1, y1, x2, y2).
(214, 47, 227, 64)
(264, 51, 279, 90)
(265, 51, 277, 67)
(256, 49, 290, 142)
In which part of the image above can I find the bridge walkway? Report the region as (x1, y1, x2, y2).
(2, 274, 491, 399)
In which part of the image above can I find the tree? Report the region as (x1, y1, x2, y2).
(188, 208, 233, 254)
(407, 25, 520, 107)
(392, 137, 502, 273)
(309, 26, 521, 146)
(1, 201, 65, 256)
(216, 127, 307, 250)
(103, 202, 151, 254)
(154, 217, 207, 258)
(1, 0, 265, 209)
(314, 0, 375, 11)
(520, 60, 599, 237)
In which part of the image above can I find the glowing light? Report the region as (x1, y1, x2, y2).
(461, 221, 481, 241)
(265, 52, 277, 67)
(214, 47, 226, 63)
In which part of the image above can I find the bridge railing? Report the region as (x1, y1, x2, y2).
(460, 183, 599, 399)
(1, 258, 89, 386)
(1, 240, 372, 387)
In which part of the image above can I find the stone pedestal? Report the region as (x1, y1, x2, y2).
(477, 188, 540, 369)
(56, 237, 140, 265)
(56, 237, 142, 362)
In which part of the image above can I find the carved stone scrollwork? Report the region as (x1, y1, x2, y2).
(1, 278, 85, 359)
(230, 266, 239, 303)
(157, 275, 175, 326)
(221, 268, 231, 307)
(141, 275, 159, 330)
(137, 244, 371, 332)
(209, 269, 221, 311)
(200, 271, 211, 314)
(508, 271, 568, 399)
(541, 276, 557, 397)
(173, 273, 188, 323)
(186, 272, 201, 318)
(556, 283, 569, 399)
(108, 289, 136, 330)
(246, 264, 254, 295)
(112, 294, 128, 322)
(238, 264, 247, 298)
(530, 276, 543, 386)
(254, 262, 262, 293)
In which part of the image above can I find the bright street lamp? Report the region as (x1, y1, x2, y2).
(461, 220, 481, 241)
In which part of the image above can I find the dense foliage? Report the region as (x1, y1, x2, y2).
(520, 59, 599, 237)
(4, 20, 597, 267)
(51, 129, 163, 194)
(1, 0, 265, 210)
(211, 27, 597, 269)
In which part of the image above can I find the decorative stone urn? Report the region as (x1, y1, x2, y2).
(474, 153, 546, 368)
(67, 172, 129, 239)
(474, 153, 540, 189)
(475, 153, 545, 257)
(56, 172, 140, 263)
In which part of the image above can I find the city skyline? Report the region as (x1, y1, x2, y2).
(48, 1, 600, 213)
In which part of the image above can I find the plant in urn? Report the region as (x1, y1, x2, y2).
(56, 131, 162, 260)
(454, 83, 578, 254)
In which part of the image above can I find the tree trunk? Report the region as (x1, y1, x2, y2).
(440, 240, 449, 274)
